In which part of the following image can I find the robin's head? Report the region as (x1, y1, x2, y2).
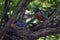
(33, 8, 41, 13)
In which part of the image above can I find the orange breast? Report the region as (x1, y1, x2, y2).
(34, 13, 45, 21)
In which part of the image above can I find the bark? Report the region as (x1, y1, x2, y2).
(0, 0, 10, 27)
(0, 0, 33, 40)
(9, 18, 60, 40)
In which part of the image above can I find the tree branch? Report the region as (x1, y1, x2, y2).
(35, 9, 60, 29)
(0, 0, 10, 27)
(31, 19, 60, 39)
(0, 0, 33, 40)
(31, 23, 60, 39)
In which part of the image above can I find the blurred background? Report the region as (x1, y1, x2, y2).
(0, 0, 60, 40)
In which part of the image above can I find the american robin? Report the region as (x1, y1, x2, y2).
(33, 8, 47, 21)
(24, 8, 47, 27)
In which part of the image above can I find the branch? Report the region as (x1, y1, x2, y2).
(35, 9, 60, 29)
(0, 0, 10, 27)
(28, 9, 60, 39)
(31, 19, 60, 39)
(31, 23, 60, 38)
(0, 0, 33, 40)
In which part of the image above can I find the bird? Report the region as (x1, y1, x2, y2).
(12, 8, 47, 28)
(33, 8, 47, 21)
(23, 8, 47, 27)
